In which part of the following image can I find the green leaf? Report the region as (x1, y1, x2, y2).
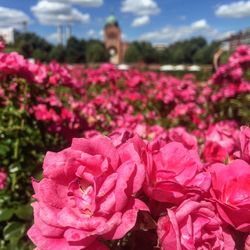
(0, 209, 13, 222)
(15, 204, 33, 220)
(3, 222, 26, 243)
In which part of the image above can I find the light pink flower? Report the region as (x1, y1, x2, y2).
(157, 199, 235, 250)
(144, 142, 211, 205)
(239, 126, 250, 163)
(28, 134, 148, 249)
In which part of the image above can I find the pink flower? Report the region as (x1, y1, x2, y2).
(157, 199, 235, 250)
(203, 141, 229, 164)
(0, 169, 7, 189)
(29, 63, 48, 84)
(209, 160, 250, 232)
(28, 134, 148, 249)
(203, 121, 239, 163)
(239, 126, 250, 163)
(33, 104, 59, 122)
(144, 142, 211, 205)
(168, 127, 198, 150)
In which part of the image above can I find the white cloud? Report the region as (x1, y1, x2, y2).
(87, 29, 96, 36)
(86, 29, 99, 38)
(99, 30, 104, 37)
(191, 19, 209, 29)
(215, 30, 235, 40)
(46, 32, 58, 43)
(49, 0, 103, 7)
(215, 1, 250, 18)
(139, 19, 227, 44)
(122, 33, 127, 40)
(0, 6, 30, 28)
(121, 0, 160, 16)
(31, 0, 90, 25)
(132, 15, 150, 27)
(86, 29, 103, 39)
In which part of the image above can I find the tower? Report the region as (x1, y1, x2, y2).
(104, 13, 122, 64)
(66, 24, 72, 41)
(57, 25, 63, 45)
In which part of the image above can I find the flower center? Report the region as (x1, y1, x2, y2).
(68, 178, 96, 216)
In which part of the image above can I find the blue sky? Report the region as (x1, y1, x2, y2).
(0, 0, 250, 44)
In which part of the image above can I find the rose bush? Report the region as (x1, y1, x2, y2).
(0, 42, 249, 249)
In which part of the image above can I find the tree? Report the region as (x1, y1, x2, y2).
(49, 45, 66, 63)
(14, 32, 52, 61)
(137, 42, 158, 64)
(66, 37, 86, 63)
(124, 43, 142, 63)
(86, 40, 108, 63)
(194, 41, 220, 64)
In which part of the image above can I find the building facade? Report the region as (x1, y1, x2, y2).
(104, 13, 128, 64)
(0, 27, 18, 44)
(221, 28, 250, 51)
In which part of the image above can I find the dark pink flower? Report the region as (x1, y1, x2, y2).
(209, 160, 250, 232)
(168, 127, 198, 150)
(0, 169, 7, 189)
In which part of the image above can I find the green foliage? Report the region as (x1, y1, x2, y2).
(86, 40, 108, 63)
(165, 37, 207, 64)
(13, 32, 52, 61)
(6, 32, 223, 65)
(0, 79, 64, 249)
(49, 44, 66, 62)
(124, 43, 142, 63)
(125, 37, 218, 65)
(66, 37, 86, 63)
(194, 41, 220, 64)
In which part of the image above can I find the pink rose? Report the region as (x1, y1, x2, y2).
(168, 127, 198, 150)
(209, 160, 250, 232)
(203, 121, 239, 163)
(0, 169, 7, 189)
(203, 141, 229, 164)
(144, 142, 211, 205)
(157, 199, 235, 250)
(239, 126, 250, 163)
(28, 134, 148, 249)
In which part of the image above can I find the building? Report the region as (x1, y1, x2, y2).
(104, 13, 129, 64)
(0, 27, 18, 44)
(221, 28, 250, 51)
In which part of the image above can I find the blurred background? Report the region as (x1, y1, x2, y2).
(0, 0, 250, 71)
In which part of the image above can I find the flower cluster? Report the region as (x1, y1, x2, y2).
(28, 125, 250, 249)
(0, 42, 249, 249)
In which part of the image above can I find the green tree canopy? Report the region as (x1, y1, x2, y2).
(49, 45, 66, 63)
(86, 40, 108, 63)
(66, 37, 86, 64)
